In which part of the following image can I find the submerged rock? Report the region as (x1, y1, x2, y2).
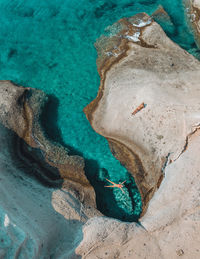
(151, 5, 175, 35)
(81, 13, 200, 258)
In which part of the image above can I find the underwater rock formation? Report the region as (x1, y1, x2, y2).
(80, 13, 200, 258)
(184, 0, 200, 48)
(0, 81, 100, 257)
(151, 5, 175, 35)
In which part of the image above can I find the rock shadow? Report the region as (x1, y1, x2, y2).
(40, 94, 83, 157)
(0, 123, 82, 258)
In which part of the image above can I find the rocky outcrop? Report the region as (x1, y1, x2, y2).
(76, 129, 200, 259)
(78, 13, 200, 259)
(0, 80, 91, 187)
(184, 0, 200, 48)
(0, 81, 100, 258)
(84, 12, 200, 215)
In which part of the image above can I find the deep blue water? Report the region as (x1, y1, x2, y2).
(0, 0, 198, 221)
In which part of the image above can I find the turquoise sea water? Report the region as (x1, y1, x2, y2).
(0, 0, 198, 221)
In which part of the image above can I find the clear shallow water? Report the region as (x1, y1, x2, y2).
(0, 0, 198, 221)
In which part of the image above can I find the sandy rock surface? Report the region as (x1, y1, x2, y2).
(81, 13, 200, 258)
(85, 12, 200, 215)
(76, 132, 200, 259)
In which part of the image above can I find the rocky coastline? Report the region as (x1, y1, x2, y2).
(82, 12, 200, 258)
(0, 81, 100, 257)
(1, 10, 200, 258)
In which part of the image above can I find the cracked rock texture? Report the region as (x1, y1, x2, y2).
(81, 13, 200, 258)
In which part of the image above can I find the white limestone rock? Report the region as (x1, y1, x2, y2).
(80, 13, 200, 259)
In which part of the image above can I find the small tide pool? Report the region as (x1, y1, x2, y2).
(0, 0, 197, 221)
